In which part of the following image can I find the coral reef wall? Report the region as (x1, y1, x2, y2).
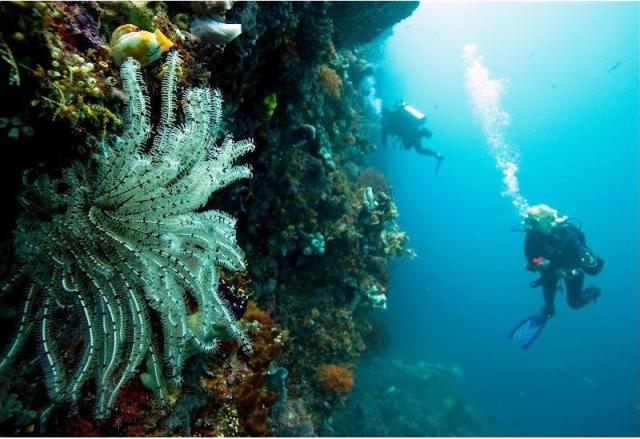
(0, 1, 418, 436)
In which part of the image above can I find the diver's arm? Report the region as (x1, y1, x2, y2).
(565, 225, 603, 270)
(566, 225, 585, 248)
(419, 127, 433, 139)
(565, 225, 591, 262)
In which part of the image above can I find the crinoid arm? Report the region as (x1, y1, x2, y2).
(0, 51, 254, 420)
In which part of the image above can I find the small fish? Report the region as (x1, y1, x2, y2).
(110, 24, 173, 67)
(386, 385, 397, 394)
(190, 18, 242, 45)
(582, 376, 596, 388)
(607, 61, 621, 72)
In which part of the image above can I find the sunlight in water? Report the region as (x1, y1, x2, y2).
(462, 43, 529, 216)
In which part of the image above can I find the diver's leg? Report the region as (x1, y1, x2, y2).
(566, 270, 585, 309)
(566, 271, 600, 309)
(415, 144, 444, 173)
(414, 144, 440, 158)
(541, 275, 558, 318)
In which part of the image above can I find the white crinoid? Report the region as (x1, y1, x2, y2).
(0, 51, 254, 419)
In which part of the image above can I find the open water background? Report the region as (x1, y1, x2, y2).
(357, 2, 639, 435)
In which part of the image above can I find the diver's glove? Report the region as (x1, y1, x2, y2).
(527, 257, 550, 272)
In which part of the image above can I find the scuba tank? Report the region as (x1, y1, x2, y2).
(397, 101, 426, 122)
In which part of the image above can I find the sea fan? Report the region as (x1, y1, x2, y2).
(0, 51, 254, 419)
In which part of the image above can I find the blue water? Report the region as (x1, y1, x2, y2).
(368, 2, 639, 436)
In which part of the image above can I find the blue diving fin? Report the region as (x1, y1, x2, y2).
(508, 311, 548, 350)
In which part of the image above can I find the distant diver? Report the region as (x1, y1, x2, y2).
(381, 100, 444, 174)
(509, 204, 605, 349)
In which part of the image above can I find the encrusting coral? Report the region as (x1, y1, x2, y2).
(0, 50, 254, 420)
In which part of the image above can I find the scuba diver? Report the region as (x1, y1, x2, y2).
(509, 204, 605, 350)
(381, 100, 444, 174)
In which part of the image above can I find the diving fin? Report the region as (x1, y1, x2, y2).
(508, 310, 548, 350)
(435, 154, 444, 175)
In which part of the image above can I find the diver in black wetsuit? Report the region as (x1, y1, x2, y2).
(523, 204, 605, 318)
(509, 204, 605, 349)
(381, 100, 444, 173)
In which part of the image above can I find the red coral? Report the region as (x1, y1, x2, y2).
(111, 379, 151, 427)
(124, 425, 148, 437)
(317, 364, 354, 395)
(233, 301, 284, 436)
(67, 416, 100, 437)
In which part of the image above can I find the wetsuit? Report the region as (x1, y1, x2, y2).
(524, 223, 603, 317)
